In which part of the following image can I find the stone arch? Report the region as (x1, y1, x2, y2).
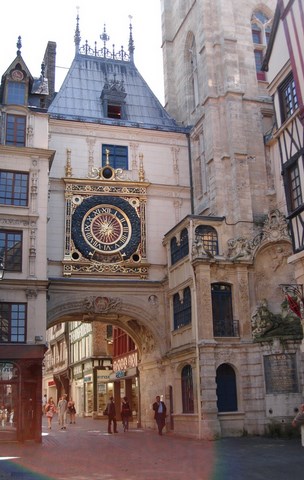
(47, 291, 166, 358)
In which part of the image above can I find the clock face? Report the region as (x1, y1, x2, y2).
(82, 204, 131, 253)
(11, 70, 24, 81)
(72, 195, 141, 260)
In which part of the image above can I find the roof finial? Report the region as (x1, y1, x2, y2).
(16, 36, 22, 56)
(74, 6, 81, 55)
(100, 24, 110, 57)
(128, 15, 135, 62)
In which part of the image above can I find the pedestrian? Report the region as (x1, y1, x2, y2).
(45, 397, 56, 430)
(42, 394, 47, 414)
(105, 396, 118, 434)
(292, 403, 304, 446)
(152, 395, 167, 435)
(68, 397, 76, 424)
(0, 405, 7, 428)
(57, 394, 68, 430)
(121, 396, 132, 432)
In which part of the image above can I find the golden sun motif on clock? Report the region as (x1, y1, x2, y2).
(82, 205, 131, 253)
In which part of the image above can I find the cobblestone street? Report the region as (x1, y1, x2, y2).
(0, 416, 304, 479)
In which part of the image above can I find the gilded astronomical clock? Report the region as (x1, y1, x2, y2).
(63, 154, 149, 278)
(72, 195, 141, 261)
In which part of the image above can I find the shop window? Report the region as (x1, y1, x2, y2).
(173, 286, 191, 330)
(0, 303, 27, 343)
(0, 230, 22, 272)
(211, 283, 234, 337)
(0, 170, 29, 206)
(5, 114, 26, 146)
(181, 364, 194, 413)
(216, 364, 238, 412)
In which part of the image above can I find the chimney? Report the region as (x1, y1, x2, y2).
(43, 41, 56, 105)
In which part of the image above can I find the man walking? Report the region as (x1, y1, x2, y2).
(292, 403, 304, 446)
(57, 394, 68, 430)
(152, 395, 167, 435)
(106, 396, 118, 434)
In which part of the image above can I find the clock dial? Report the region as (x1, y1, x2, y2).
(82, 205, 131, 253)
(72, 195, 141, 261)
(11, 70, 24, 81)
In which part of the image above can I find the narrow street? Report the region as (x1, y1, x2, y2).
(0, 416, 304, 479)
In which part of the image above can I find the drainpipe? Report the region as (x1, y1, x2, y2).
(189, 218, 202, 439)
(187, 133, 194, 215)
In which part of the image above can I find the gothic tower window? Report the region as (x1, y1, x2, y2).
(251, 10, 272, 81)
(185, 33, 199, 112)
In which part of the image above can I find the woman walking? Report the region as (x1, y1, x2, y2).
(45, 397, 56, 430)
(68, 398, 76, 424)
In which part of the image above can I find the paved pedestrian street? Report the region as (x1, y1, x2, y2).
(0, 416, 304, 480)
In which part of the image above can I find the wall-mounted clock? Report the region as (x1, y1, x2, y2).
(71, 195, 141, 261)
(11, 70, 24, 81)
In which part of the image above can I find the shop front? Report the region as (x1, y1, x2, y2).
(0, 345, 45, 442)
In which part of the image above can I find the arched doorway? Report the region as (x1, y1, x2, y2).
(216, 363, 238, 412)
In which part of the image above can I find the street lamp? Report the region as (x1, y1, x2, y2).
(0, 256, 5, 280)
(280, 283, 304, 352)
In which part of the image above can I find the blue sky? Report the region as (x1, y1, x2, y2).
(0, 0, 165, 104)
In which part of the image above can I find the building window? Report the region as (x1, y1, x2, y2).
(102, 144, 128, 170)
(5, 114, 26, 146)
(194, 225, 219, 256)
(0, 170, 29, 206)
(251, 11, 272, 81)
(113, 327, 135, 356)
(289, 162, 302, 211)
(0, 230, 22, 272)
(279, 73, 299, 123)
(107, 104, 121, 119)
(170, 228, 189, 265)
(181, 365, 194, 413)
(211, 283, 234, 337)
(7, 82, 26, 105)
(173, 286, 191, 330)
(216, 364, 238, 412)
(0, 303, 27, 343)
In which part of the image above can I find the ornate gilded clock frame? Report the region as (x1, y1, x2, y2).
(63, 173, 149, 278)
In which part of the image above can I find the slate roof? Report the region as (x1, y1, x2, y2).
(48, 21, 187, 134)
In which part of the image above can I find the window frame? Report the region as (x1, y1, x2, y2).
(0, 230, 22, 272)
(102, 144, 128, 170)
(181, 364, 194, 413)
(173, 286, 192, 330)
(211, 283, 234, 337)
(7, 81, 26, 105)
(194, 225, 219, 256)
(0, 170, 29, 206)
(279, 72, 299, 123)
(5, 113, 26, 147)
(0, 302, 27, 343)
(170, 228, 189, 265)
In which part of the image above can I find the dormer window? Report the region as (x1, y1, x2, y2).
(107, 104, 121, 119)
(7, 81, 26, 106)
(101, 71, 127, 120)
